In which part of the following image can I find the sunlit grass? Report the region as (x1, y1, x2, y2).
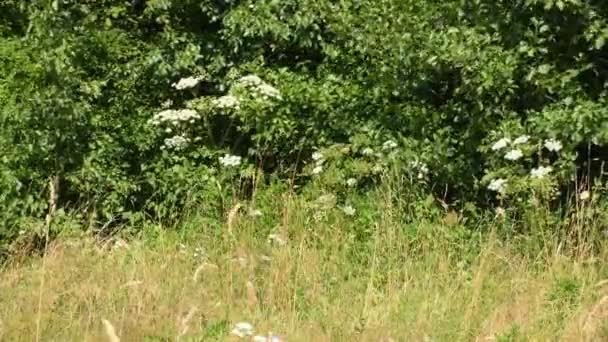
(1, 195, 607, 341)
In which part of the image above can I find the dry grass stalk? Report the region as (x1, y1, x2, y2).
(101, 319, 120, 342)
(227, 202, 244, 237)
(176, 306, 198, 340)
(247, 280, 258, 311)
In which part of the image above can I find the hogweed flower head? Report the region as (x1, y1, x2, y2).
(491, 138, 510, 151)
(163, 134, 190, 150)
(504, 149, 523, 161)
(530, 166, 552, 179)
(150, 109, 200, 125)
(544, 139, 563, 152)
(513, 135, 530, 145)
(219, 154, 242, 167)
(231, 322, 254, 338)
(213, 95, 240, 110)
(172, 76, 203, 90)
(488, 178, 507, 193)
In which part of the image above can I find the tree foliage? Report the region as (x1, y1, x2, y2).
(1, 0, 607, 243)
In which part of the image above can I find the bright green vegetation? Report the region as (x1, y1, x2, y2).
(1, 1, 608, 340)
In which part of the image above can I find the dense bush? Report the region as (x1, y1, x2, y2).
(1, 0, 607, 247)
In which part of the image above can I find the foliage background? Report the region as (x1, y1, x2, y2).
(1, 0, 607, 251)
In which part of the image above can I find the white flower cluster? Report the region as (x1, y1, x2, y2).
(409, 160, 429, 179)
(530, 166, 552, 179)
(513, 135, 530, 145)
(219, 154, 242, 167)
(150, 109, 200, 126)
(491, 138, 511, 151)
(311, 151, 325, 175)
(544, 139, 563, 152)
(504, 149, 523, 161)
(342, 205, 356, 216)
(231, 322, 282, 341)
(162, 134, 190, 150)
(382, 140, 398, 150)
(237, 74, 282, 100)
(346, 178, 357, 187)
(488, 178, 507, 193)
(361, 147, 374, 156)
(213, 95, 240, 110)
(172, 76, 203, 90)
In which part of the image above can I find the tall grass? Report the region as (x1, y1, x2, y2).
(1, 185, 607, 341)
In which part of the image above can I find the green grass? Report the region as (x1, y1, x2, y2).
(1, 194, 608, 341)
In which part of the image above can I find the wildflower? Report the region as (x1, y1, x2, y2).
(163, 135, 190, 150)
(491, 138, 511, 151)
(238, 74, 263, 87)
(312, 165, 323, 175)
(172, 76, 203, 90)
(495, 207, 506, 217)
(312, 151, 324, 162)
(504, 149, 523, 161)
(342, 205, 356, 216)
(362, 147, 374, 156)
(151, 109, 200, 125)
(513, 135, 530, 145)
(267, 234, 286, 246)
(382, 140, 398, 150)
(213, 95, 240, 110)
(231, 322, 254, 338)
(544, 139, 563, 152)
(346, 178, 357, 187)
(219, 154, 242, 167)
(488, 178, 507, 192)
(579, 190, 590, 200)
(530, 166, 553, 178)
(256, 83, 282, 100)
(371, 164, 384, 174)
(253, 334, 283, 342)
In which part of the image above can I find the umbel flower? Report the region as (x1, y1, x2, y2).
(219, 154, 242, 167)
(488, 178, 507, 193)
(172, 76, 203, 90)
(491, 138, 510, 151)
(504, 149, 523, 161)
(150, 109, 199, 125)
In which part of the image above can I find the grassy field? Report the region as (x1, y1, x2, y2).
(1, 195, 608, 342)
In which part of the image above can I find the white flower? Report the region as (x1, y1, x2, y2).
(172, 76, 203, 90)
(544, 139, 563, 152)
(213, 95, 240, 110)
(312, 165, 323, 175)
(513, 135, 530, 145)
(238, 74, 264, 87)
(346, 178, 357, 187)
(530, 166, 553, 178)
(253, 334, 282, 342)
(151, 109, 199, 125)
(504, 149, 523, 161)
(163, 135, 190, 150)
(579, 190, 590, 200)
(231, 322, 254, 338)
(382, 140, 398, 150)
(362, 147, 374, 156)
(371, 164, 384, 174)
(491, 138, 511, 151)
(312, 151, 324, 162)
(267, 234, 286, 246)
(488, 178, 507, 192)
(495, 207, 506, 217)
(256, 83, 282, 99)
(419, 163, 429, 174)
(342, 205, 356, 216)
(219, 154, 242, 167)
